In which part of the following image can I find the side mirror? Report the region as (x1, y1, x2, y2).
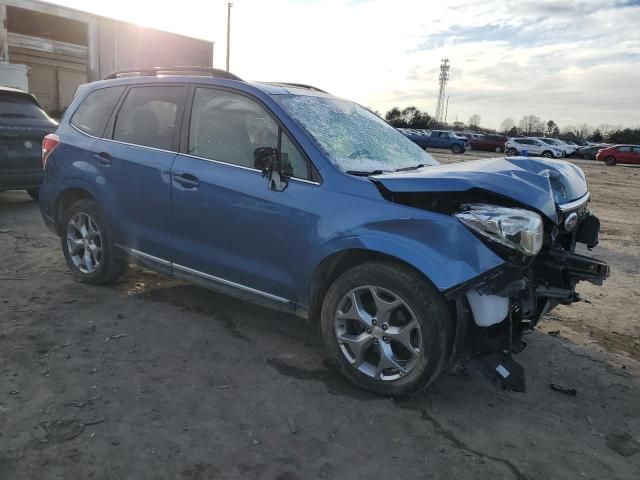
(253, 147, 288, 192)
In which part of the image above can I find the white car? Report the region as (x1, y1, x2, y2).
(536, 137, 574, 156)
(505, 138, 564, 158)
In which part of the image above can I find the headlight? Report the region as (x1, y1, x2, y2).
(456, 204, 543, 256)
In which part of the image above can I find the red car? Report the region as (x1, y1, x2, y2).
(469, 134, 509, 153)
(596, 145, 640, 165)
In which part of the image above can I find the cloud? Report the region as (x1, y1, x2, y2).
(50, 0, 640, 129)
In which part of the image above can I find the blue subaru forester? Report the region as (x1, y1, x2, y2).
(39, 67, 608, 395)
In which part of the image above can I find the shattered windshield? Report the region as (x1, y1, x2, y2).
(276, 94, 438, 173)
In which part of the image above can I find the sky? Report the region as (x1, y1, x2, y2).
(49, 0, 640, 130)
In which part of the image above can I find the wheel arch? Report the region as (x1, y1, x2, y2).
(307, 248, 442, 323)
(54, 186, 96, 235)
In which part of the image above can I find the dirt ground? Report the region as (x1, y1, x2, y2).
(1, 152, 639, 479)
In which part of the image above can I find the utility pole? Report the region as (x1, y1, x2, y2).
(434, 58, 450, 125)
(226, 2, 233, 72)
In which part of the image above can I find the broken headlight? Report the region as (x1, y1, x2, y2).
(456, 204, 543, 256)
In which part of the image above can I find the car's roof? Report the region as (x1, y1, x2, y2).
(82, 75, 333, 99)
(0, 85, 42, 105)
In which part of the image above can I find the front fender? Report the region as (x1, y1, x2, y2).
(311, 216, 505, 293)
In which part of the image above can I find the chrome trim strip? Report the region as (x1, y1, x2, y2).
(173, 263, 289, 304)
(559, 192, 590, 212)
(129, 248, 171, 266)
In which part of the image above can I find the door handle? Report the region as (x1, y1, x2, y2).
(173, 173, 200, 189)
(93, 152, 112, 166)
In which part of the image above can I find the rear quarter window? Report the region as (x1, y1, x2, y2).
(71, 86, 125, 137)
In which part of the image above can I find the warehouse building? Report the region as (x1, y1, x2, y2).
(0, 0, 214, 115)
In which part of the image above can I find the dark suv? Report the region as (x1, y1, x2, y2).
(39, 67, 609, 395)
(0, 87, 57, 200)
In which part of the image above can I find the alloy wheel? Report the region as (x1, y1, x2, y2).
(66, 212, 102, 273)
(334, 286, 423, 381)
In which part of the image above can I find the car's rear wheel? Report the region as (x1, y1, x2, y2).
(27, 188, 39, 201)
(605, 156, 616, 166)
(542, 150, 553, 158)
(583, 153, 591, 160)
(495, 146, 502, 153)
(451, 144, 463, 154)
(320, 261, 451, 396)
(60, 199, 127, 284)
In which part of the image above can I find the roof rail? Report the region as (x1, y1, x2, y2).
(104, 66, 242, 81)
(263, 82, 328, 93)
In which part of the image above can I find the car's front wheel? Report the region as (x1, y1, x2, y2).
(451, 144, 463, 154)
(320, 261, 451, 396)
(605, 156, 616, 166)
(60, 199, 127, 284)
(506, 147, 518, 156)
(542, 150, 554, 158)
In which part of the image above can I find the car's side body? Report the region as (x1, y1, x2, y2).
(39, 76, 500, 318)
(469, 134, 508, 152)
(504, 137, 564, 158)
(0, 87, 57, 195)
(596, 145, 640, 165)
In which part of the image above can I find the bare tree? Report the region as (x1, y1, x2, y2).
(546, 120, 557, 136)
(576, 123, 592, 139)
(468, 114, 481, 130)
(518, 115, 544, 135)
(500, 118, 515, 134)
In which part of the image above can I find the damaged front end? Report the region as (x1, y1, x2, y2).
(371, 158, 610, 391)
(448, 199, 608, 391)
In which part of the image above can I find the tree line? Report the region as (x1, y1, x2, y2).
(383, 106, 640, 144)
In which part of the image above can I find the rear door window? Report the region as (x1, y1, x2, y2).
(618, 146, 632, 152)
(71, 86, 125, 136)
(113, 86, 185, 151)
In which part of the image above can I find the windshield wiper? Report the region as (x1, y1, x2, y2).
(345, 169, 389, 176)
(395, 163, 426, 172)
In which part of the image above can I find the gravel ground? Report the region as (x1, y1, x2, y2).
(1, 152, 639, 479)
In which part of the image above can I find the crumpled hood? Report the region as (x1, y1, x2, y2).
(371, 157, 588, 223)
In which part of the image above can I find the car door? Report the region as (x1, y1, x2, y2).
(93, 84, 187, 265)
(616, 146, 633, 164)
(632, 147, 640, 164)
(170, 87, 319, 306)
(437, 132, 450, 148)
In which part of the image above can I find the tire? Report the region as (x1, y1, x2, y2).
(495, 146, 502, 153)
(605, 156, 616, 166)
(506, 148, 518, 156)
(27, 188, 39, 201)
(320, 261, 452, 396)
(60, 199, 127, 284)
(542, 150, 553, 158)
(451, 144, 463, 154)
(583, 153, 590, 160)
